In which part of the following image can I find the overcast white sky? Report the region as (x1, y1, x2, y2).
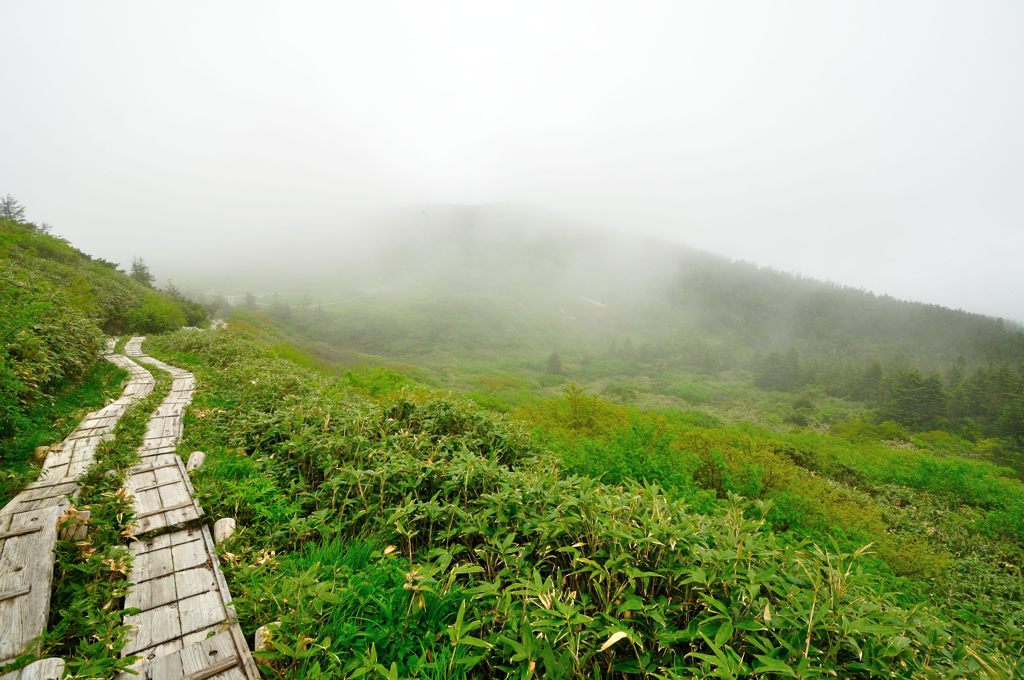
(1, 1, 1022, 321)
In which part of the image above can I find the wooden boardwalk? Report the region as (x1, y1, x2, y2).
(1, 347, 154, 666)
(122, 349, 204, 538)
(120, 338, 259, 679)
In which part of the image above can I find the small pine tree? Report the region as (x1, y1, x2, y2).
(130, 257, 155, 287)
(0, 194, 26, 221)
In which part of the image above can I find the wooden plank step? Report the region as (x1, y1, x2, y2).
(130, 461, 181, 475)
(125, 566, 218, 613)
(137, 450, 182, 465)
(135, 500, 198, 520)
(131, 527, 205, 557)
(5, 478, 78, 514)
(130, 531, 209, 584)
(123, 590, 228, 654)
(118, 631, 255, 679)
(0, 506, 63, 663)
(128, 457, 204, 538)
(23, 477, 77, 491)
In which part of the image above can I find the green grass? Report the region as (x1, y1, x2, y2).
(0, 358, 127, 506)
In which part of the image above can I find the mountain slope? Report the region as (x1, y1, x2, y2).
(0, 217, 208, 477)
(238, 204, 1024, 368)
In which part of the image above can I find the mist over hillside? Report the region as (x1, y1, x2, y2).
(183, 204, 1023, 369)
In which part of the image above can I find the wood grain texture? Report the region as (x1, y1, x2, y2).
(0, 506, 63, 662)
(0, 657, 65, 680)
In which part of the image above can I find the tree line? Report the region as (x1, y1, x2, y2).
(755, 349, 1024, 442)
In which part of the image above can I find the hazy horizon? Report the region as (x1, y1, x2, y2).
(2, 1, 1022, 321)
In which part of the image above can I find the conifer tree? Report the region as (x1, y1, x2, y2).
(130, 257, 155, 287)
(0, 194, 26, 221)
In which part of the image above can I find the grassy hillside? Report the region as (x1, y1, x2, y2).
(218, 206, 1023, 448)
(3, 210, 1021, 676)
(0, 217, 208, 498)
(146, 321, 1024, 678)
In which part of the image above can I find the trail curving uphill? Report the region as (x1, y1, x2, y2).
(119, 337, 259, 680)
(1, 341, 155, 675)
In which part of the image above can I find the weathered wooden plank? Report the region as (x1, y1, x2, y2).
(131, 527, 204, 556)
(0, 585, 32, 602)
(145, 415, 182, 438)
(125, 571, 178, 613)
(180, 657, 242, 680)
(171, 535, 211, 571)
(123, 599, 184, 654)
(140, 446, 182, 456)
(0, 525, 42, 541)
(0, 657, 66, 680)
(136, 479, 183, 493)
(130, 531, 209, 584)
(126, 566, 217, 613)
(77, 414, 119, 429)
(130, 545, 177, 584)
(136, 500, 197, 521)
(177, 590, 229, 636)
(117, 632, 236, 679)
(131, 460, 182, 475)
(140, 444, 181, 456)
(23, 477, 78, 492)
(6, 478, 78, 513)
(40, 434, 104, 480)
(122, 527, 258, 676)
(127, 369, 204, 532)
(0, 506, 63, 662)
(124, 591, 227, 656)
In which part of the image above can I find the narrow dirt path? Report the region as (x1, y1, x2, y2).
(0, 343, 154, 676)
(119, 337, 259, 680)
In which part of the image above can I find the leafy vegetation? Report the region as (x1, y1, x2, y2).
(147, 324, 1023, 678)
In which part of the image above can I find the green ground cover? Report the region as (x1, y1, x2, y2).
(146, 325, 1024, 678)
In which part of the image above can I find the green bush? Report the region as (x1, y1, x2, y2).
(123, 292, 187, 333)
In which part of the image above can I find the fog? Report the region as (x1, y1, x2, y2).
(1, 1, 1022, 321)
